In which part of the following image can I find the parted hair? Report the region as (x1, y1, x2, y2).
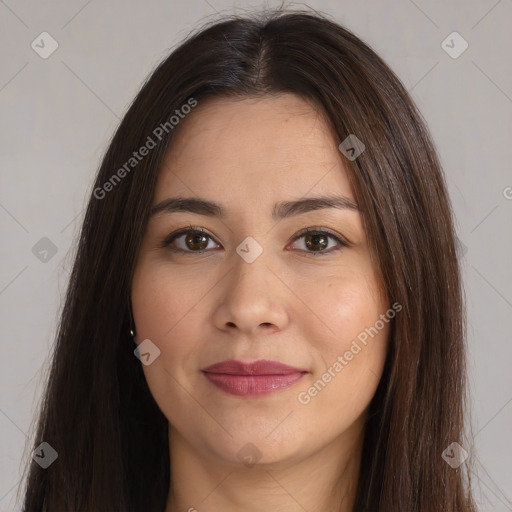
(20, 7, 476, 512)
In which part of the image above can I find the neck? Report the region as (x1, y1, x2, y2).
(164, 421, 364, 512)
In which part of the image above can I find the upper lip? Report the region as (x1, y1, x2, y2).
(201, 360, 308, 375)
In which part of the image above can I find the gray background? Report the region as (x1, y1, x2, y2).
(0, 0, 511, 510)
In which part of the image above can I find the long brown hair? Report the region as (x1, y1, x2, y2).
(20, 7, 476, 511)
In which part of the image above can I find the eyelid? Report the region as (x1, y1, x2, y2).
(291, 226, 351, 249)
(160, 225, 218, 250)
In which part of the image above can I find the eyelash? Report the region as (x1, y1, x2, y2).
(160, 225, 350, 257)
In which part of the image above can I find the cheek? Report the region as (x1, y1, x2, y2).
(130, 262, 204, 419)
(303, 271, 389, 395)
(131, 261, 202, 341)
(130, 261, 200, 390)
(312, 270, 387, 344)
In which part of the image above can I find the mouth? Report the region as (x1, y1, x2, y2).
(201, 359, 308, 397)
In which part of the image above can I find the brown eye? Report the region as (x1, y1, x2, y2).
(290, 228, 349, 256)
(184, 231, 209, 251)
(161, 227, 219, 253)
(304, 232, 329, 252)
(161, 226, 348, 256)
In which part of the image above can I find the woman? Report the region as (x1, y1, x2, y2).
(20, 7, 476, 512)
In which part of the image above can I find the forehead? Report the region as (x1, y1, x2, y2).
(155, 93, 353, 206)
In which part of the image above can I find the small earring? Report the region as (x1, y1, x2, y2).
(129, 327, 137, 347)
(127, 299, 136, 339)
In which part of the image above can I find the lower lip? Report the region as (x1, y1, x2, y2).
(203, 372, 306, 396)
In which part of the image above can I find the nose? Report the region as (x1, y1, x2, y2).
(212, 253, 290, 336)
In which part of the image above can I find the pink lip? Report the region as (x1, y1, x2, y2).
(201, 360, 308, 396)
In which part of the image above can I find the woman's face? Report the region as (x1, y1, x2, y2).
(131, 93, 390, 469)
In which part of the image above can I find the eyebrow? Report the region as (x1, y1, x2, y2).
(149, 195, 359, 221)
